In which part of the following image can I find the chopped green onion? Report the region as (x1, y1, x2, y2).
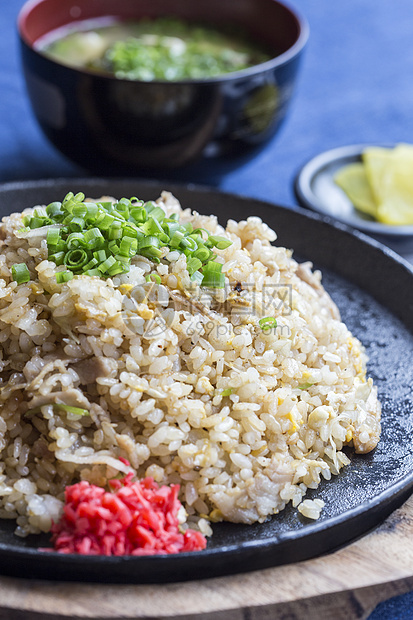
(138, 236, 161, 251)
(49, 251, 65, 266)
(29, 217, 45, 229)
(163, 222, 180, 237)
(98, 255, 117, 273)
(208, 235, 232, 250)
(64, 249, 89, 271)
(85, 268, 101, 277)
(181, 222, 193, 234)
(192, 227, 209, 237)
(108, 240, 120, 254)
(140, 247, 163, 261)
(12, 263, 30, 284)
(146, 273, 161, 284)
(131, 206, 146, 222)
(53, 240, 66, 253)
(116, 199, 130, 219)
(298, 382, 314, 390)
(83, 257, 98, 271)
(180, 236, 197, 251)
(84, 204, 99, 221)
(193, 246, 210, 262)
(149, 206, 166, 222)
(141, 217, 165, 237)
(54, 404, 89, 416)
(107, 263, 128, 277)
(203, 261, 222, 273)
(72, 205, 88, 218)
(187, 257, 202, 276)
(108, 220, 122, 240)
(25, 403, 88, 417)
(202, 273, 225, 288)
(190, 271, 204, 286)
(122, 223, 139, 239)
(66, 232, 85, 249)
(144, 201, 157, 214)
(220, 388, 233, 397)
(22, 191, 233, 286)
(63, 192, 85, 210)
(46, 202, 62, 217)
(114, 254, 130, 265)
(56, 270, 74, 283)
(93, 249, 107, 262)
(46, 227, 61, 246)
(99, 201, 117, 212)
(83, 228, 105, 249)
(34, 207, 47, 219)
(68, 216, 85, 232)
(170, 230, 185, 248)
(119, 236, 138, 257)
(98, 213, 116, 230)
(259, 317, 277, 330)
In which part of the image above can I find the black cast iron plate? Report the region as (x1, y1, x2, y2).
(0, 178, 412, 583)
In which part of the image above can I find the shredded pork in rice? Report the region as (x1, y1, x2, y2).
(0, 192, 381, 538)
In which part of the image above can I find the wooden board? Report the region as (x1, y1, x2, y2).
(0, 494, 413, 620)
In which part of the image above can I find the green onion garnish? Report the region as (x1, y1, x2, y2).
(85, 268, 101, 277)
(259, 317, 277, 330)
(64, 249, 89, 271)
(202, 272, 225, 288)
(187, 257, 203, 276)
(11, 263, 30, 284)
(26, 404, 90, 417)
(55, 405, 89, 415)
(49, 251, 65, 266)
(298, 382, 314, 390)
(208, 235, 233, 250)
(200, 260, 225, 288)
(22, 193, 233, 287)
(98, 255, 117, 274)
(83, 228, 105, 249)
(46, 202, 63, 218)
(220, 388, 233, 397)
(56, 271, 74, 283)
(146, 273, 161, 284)
(34, 207, 47, 219)
(190, 271, 204, 286)
(46, 227, 61, 246)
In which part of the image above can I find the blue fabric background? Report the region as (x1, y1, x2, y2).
(1, 1, 413, 617)
(2, 0, 413, 206)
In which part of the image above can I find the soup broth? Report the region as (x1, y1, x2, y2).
(39, 17, 273, 81)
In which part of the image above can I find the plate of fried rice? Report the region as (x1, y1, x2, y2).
(0, 178, 412, 583)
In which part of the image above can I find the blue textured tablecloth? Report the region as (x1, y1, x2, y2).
(3, 0, 413, 205)
(1, 2, 413, 617)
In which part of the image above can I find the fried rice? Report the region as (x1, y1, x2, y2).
(0, 191, 381, 539)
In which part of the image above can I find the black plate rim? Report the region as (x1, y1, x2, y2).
(294, 143, 413, 237)
(1, 466, 412, 561)
(0, 177, 413, 582)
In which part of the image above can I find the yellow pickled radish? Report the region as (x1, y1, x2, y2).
(335, 143, 413, 225)
(334, 162, 377, 217)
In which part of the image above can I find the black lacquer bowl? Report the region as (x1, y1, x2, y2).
(17, 0, 308, 175)
(0, 179, 413, 583)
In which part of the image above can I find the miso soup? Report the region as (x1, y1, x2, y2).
(38, 17, 273, 81)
